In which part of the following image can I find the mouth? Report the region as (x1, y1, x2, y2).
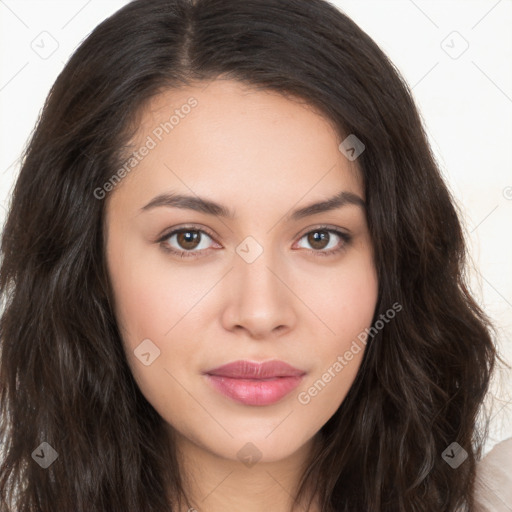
(203, 360, 306, 406)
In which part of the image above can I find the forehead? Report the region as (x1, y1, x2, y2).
(107, 78, 363, 217)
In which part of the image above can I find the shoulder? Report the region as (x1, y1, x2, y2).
(473, 436, 512, 511)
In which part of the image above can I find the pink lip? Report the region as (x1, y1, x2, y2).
(203, 360, 306, 406)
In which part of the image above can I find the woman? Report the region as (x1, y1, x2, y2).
(0, 0, 506, 510)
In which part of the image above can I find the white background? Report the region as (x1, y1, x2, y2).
(1, 0, 511, 453)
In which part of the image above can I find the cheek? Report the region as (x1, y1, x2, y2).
(306, 248, 378, 348)
(295, 251, 378, 415)
(106, 237, 208, 345)
(105, 237, 217, 394)
(105, 240, 202, 413)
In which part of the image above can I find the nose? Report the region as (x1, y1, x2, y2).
(221, 244, 297, 340)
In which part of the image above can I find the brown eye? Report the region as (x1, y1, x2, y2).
(159, 227, 218, 258)
(175, 230, 202, 250)
(295, 227, 351, 257)
(307, 230, 330, 250)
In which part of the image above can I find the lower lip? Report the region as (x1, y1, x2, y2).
(205, 374, 304, 406)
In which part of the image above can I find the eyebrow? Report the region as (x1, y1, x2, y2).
(140, 190, 365, 221)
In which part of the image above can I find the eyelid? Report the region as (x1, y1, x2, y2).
(292, 224, 352, 256)
(157, 223, 351, 258)
(156, 223, 219, 244)
(157, 223, 351, 243)
(293, 223, 351, 240)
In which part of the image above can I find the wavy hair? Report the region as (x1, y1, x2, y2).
(0, 0, 498, 510)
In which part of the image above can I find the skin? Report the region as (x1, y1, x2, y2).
(104, 78, 379, 512)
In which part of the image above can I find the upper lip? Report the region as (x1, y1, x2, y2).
(204, 360, 306, 379)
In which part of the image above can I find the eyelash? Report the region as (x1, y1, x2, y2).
(157, 224, 352, 259)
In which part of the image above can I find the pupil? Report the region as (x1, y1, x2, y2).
(309, 230, 328, 249)
(179, 231, 199, 249)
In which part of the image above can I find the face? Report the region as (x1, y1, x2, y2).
(104, 78, 378, 464)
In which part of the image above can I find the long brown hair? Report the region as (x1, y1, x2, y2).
(0, 0, 498, 510)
